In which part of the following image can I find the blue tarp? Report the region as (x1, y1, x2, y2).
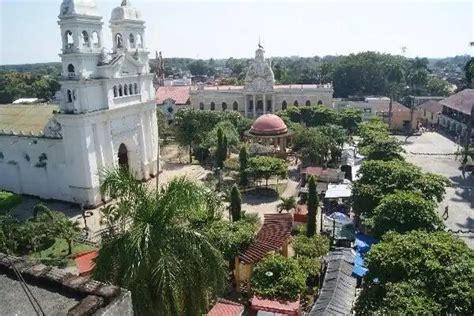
(354, 233, 376, 254)
(352, 264, 368, 277)
(354, 254, 364, 267)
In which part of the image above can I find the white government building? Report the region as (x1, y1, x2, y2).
(156, 46, 334, 120)
(0, 0, 158, 207)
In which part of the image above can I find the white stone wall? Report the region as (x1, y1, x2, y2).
(0, 136, 70, 201)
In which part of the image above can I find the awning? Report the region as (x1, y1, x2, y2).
(324, 183, 352, 199)
(354, 233, 376, 254)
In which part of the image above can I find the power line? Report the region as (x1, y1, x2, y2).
(7, 257, 46, 316)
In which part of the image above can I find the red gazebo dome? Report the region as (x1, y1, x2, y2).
(250, 114, 288, 135)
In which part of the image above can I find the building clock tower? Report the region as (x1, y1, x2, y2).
(56, 0, 159, 207)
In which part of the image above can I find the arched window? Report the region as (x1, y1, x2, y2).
(136, 34, 142, 48)
(67, 90, 73, 103)
(82, 31, 89, 47)
(113, 86, 118, 98)
(65, 30, 73, 49)
(233, 101, 238, 111)
(124, 84, 128, 96)
(199, 102, 204, 110)
(305, 100, 311, 106)
(118, 85, 123, 96)
(134, 83, 138, 94)
(282, 100, 287, 110)
(72, 90, 77, 100)
(116, 33, 123, 48)
(91, 31, 99, 47)
(129, 33, 135, 48)
(129, 84, 133, 95)
(248, 99, 254, 112)
(317, 100, 323, 105)
(222, 102, 227, 111)
(67, 64, 75, 75)
(293, 100, 299, 107)
(210, 102, 215, 111)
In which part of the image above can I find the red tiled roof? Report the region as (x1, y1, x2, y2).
(301, 167, 324, 177)
(250, 296, 299, 315)
(373, 101, 410, 113)
(73, 250, 98, 276)
(156, 86, 190, 105)
(418, 100, 443, 113)
(440, 89, 474, 115)
(208, 298, 244, 316)
(238, 214, 292, 264)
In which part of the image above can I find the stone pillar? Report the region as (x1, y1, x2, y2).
(280, 137, 287, 154)
(234, 257, 240, 292)
(253, 94, 256, 117)
(244, 95, 247, 117)
(263, 94, 266, 114)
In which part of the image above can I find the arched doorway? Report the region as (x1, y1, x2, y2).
(118, 143, 129, 170)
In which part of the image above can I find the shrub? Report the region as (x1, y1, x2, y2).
(293, 234, 330, 258)
(251, 254, 306, 301)
(0, 191, 22, 212)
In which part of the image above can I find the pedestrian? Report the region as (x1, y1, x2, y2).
(442, 205, 449, 220)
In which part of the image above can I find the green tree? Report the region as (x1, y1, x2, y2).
(367, 191, 444, 238)
(203, 220, 256, 262)
(306, 176, 318, 237)
(216, 127, 225, 168)
(229, 184, 242, 221)
(361, 137, 405, 161)
(248, 156, 288, 187)
(277, 196, 297, 213)
(426, 77, 451, 97)
(94, 170, 225, 316)
(239, 145, 249, 186)
(355, 231, 474, 315)
(57, 218, 81, 255)
(352, 160, 448, 216)
(292, 127, 330, 165)
(339, 108, 363, 134)
(251, 254, 306, 301)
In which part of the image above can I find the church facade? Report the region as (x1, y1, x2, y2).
(0, 0, 158, 207)
(190, 47, 334, 117)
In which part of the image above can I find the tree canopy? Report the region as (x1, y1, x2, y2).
(367, 191, 444, 238)
(355, 231, 474, 315)
(248, 156, 288, 186)
(352, 160, 448, 216)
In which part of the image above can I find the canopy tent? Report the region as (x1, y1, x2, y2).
(324, 183, 352, 199)
(354, 233, 376, 254)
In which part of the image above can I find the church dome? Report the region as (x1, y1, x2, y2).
(250, 114, 288, 135)
(111, 0, 142, 22)
(59, 0, 100, 17)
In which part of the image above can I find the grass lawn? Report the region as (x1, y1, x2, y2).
(29, 238, 96, 268)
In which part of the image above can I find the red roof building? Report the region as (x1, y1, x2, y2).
(155, 86, 191, 105)
(250, 296, 300, 316)
(208, 298, 244, 316)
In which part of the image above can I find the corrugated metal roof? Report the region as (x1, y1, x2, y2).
(309, 248, 357, 316)
(238, 213, 292, 264)
(0, 104, 58, 136)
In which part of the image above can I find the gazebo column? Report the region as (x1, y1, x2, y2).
(253, 94, 256, 117)
(272, 94, 275, 113)
(280, 137, 287, 154)
(263, 94, 266, 114)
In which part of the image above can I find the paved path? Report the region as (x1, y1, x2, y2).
(396, 132, 474, 248)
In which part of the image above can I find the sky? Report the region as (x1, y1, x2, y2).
(0, 0, 473, 65)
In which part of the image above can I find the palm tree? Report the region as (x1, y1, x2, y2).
(93, 169, 225, 316)
(277, 196, 297, 213)
(57, 219, 81, 255)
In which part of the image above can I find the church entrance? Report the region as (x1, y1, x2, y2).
(118, 143, 129, 170)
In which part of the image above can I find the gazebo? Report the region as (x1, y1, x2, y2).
(244, 114, 293, 156)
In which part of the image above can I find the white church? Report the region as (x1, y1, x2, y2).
(0, 0, 159, 207)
